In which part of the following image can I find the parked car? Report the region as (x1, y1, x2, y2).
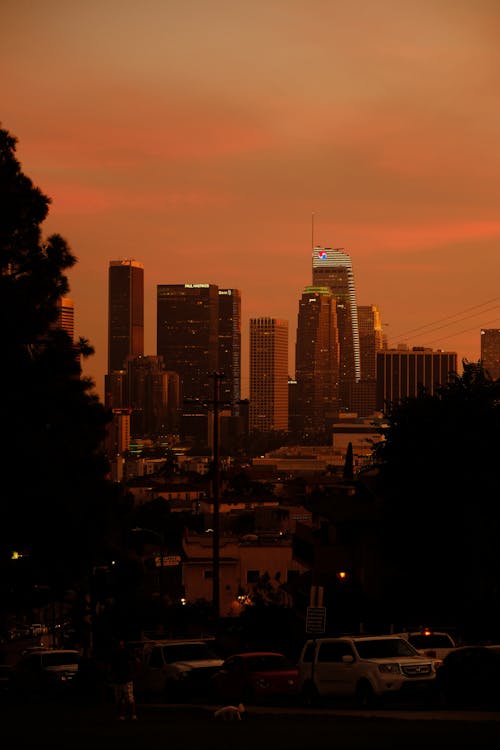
(434, 644, 500, 708)
(211, 651, 299, 704)
(10, 648, 81, 699)
(396, 629, 457, 660)
(133, 639, 224, 701)
(298, 635, 438, 707)
(0, 664, 13, 698)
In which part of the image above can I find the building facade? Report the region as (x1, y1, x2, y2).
(249, 318, 289, 432)
(480, 328, 500, 380)
(294, 286, 340, 433)
(376, 347, 458, 410)
(352, 305, 385, 417)
(312, 247, 360, 411)
(218, 288, 242, 415)
(107, 259, 144, 398)
(55, 297, 74, 340)
(357, 305, 384, 380)
(157, 283, 219, 404)
(126, 354, 171, 439)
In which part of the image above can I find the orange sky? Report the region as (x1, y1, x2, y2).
(3, 0, 500, 400)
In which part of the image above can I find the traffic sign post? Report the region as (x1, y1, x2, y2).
(306, 606, 326, 634)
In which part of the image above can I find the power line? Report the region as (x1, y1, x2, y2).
(388, 297, 500, 345)
(391, 305, 500, 344)
(423, 315, 500, 347)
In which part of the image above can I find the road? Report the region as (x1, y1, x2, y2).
(1, 699, 500, 749)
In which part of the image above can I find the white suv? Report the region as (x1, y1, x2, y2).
(298, 635, 438, 707)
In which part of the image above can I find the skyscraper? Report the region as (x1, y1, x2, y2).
(351, 304, 385, 417)
(481, 329, 500, 380)
(127, 354, 172, 439)
(312, 247, 360, 411)
(357, 305, 384, 380)
(218, 288, 241, 414)
(108, 260, 144, 373)
(249, 317, 289, 432)
(295, 286, 340, 433)
(157, 283, 219, 404)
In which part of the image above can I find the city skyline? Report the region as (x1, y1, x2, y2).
(3, 0, 500, 401)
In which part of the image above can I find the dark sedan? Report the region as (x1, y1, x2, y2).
(211, 651, 299, 705)
(435, 644, 500, 708)
(10, 648, 81, 700)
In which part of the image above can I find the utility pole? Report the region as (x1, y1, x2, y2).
(184, 371, 227, 621)
(211, 371, 224, 621)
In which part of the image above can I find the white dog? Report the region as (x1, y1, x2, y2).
(213, 703, 245, 721)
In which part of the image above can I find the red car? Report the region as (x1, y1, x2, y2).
(211, 651, 299, 704)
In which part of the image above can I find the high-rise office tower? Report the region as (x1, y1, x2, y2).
(312, 247, 360, 411)
(350, 305, 385, 417)
(218, 288, 241, 414)
(157, 283, 219, 403)
(295, 286, 340, 433)
(249, 317, 289, 432)
(157, 284, 219, 445)
(376, 347, 457, 411)
(127, 354, 173, 439)
(358, 305, 384, 380)
(481, 329, 500, 380)
(108, 260, 144, 373)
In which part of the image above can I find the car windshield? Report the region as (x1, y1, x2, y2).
(243, 655, 294, 672)
(354, 639, 418, 659)
(42, 653, 80, 667)
(162, 643, 218, 662)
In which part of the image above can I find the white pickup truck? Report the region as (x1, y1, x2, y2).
(131, 638, 224, 700)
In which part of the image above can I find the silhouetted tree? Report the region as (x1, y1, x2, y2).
(0, 125, 116, 591)
(374, 361, 500, 637)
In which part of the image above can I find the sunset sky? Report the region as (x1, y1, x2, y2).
(3, 0, 500, 400)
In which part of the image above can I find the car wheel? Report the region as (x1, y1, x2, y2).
(300, 681, 321, 707)
(355, 679, 375, 708)
(164, 679, 179, 703)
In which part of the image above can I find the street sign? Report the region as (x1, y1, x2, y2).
(306, 606, 326, 634)
(155, 555, 181, 567)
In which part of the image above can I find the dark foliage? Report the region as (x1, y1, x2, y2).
(373, 361, 500, 635)
(0, 126, 121, 593)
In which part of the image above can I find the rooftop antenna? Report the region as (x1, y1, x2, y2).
(311, 211, 315, 251)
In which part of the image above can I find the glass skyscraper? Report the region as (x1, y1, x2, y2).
(295, 286, 340, 432)
(157, 283, 219, 405)
(108, 259, 144, 373)
(312, 246, 360, 410)
(249, 317, 289, 432)
(218, 288, 241, 415)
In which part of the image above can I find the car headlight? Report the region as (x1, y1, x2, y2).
(378, 664, 401, 674)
